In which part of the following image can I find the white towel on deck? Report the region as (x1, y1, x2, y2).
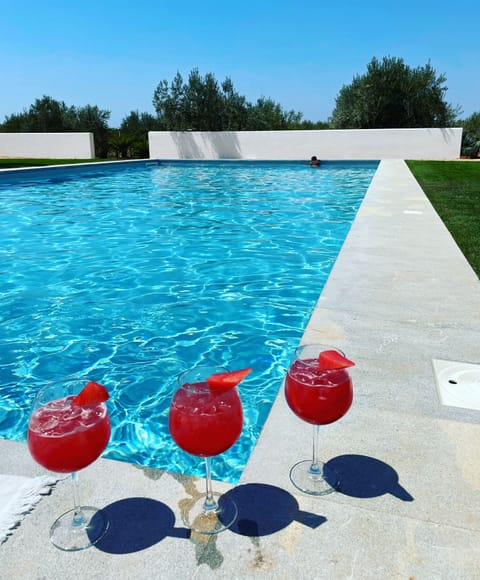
(0, 474, 59, 544)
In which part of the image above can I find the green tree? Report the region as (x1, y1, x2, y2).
(246, 97, 303, 130)
(0, 112, 25, 132)
(119, 110, 161, 157)
(330, 56, 460, 129)
(220, 77, 249, 130)
(293, 119, 330, 130)
(153, 72, 186, 130)
(108, 130, 137, 159)
(184, 70, 224, 130)
(121, 110, 160, 135)
(1, 96, 76, 132)
(74, 104, 110, 157)
(459, 111, 480, 158)
(0, 96, 110, 156)
(152, 69, 306, 131)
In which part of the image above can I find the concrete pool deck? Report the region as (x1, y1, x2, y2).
(1, 159, 479, 578)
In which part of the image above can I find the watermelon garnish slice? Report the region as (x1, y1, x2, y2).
(71, 381, 109, 406)
(318, 350, 355, 371)
(206, 368, 252, 391)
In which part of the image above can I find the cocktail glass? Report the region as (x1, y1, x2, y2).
(169, 365, 243, 534)
(27, 380, 111, 550)
(285, 344, 353, 495)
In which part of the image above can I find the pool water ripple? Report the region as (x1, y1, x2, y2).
(0, 161, 377, 483)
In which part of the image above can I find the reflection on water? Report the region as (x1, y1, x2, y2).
(0, 161, 377, 482)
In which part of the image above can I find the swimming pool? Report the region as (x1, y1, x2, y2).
(0, 160, 377, 483)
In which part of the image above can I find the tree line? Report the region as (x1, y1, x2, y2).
(1, 57, 478, 158)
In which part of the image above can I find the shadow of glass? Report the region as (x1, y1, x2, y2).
(90, 497, 190, 554)
(221, 483, 327, 537)
(324, 454, 414, 501)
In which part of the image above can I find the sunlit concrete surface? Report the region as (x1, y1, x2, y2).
(1, 159, 479, 578)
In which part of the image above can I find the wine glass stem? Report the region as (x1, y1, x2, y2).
(203, 456, 217, 512)
(71, 471, 86, 525)
(310, 425, 321, 475)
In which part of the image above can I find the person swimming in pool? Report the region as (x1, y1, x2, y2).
(309, 156, 321, 167)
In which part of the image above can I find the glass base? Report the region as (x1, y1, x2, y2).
(50, 506, 109, 551)
(289, 459, 339, 496)
(183, 492, 237, 535)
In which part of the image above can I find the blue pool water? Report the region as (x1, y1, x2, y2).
(0, 160, 377, 483)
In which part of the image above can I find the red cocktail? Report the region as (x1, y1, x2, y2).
(285, 344, 354, 495)
(169, 365, 249, 534)
(27, 380, 111, 551)
(28, 396, 111, 473)
(169, 381, 243, 457)
(285, 360, 353, 425)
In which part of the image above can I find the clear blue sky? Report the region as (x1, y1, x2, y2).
(1, 0, 478, 127)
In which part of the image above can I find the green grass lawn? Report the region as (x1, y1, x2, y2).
(0, 158, 109, 169)
(407, 160, 480, 277)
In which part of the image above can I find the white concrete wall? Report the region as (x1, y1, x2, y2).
(0, 133, 95, 159)
(148, 128, 463, 160)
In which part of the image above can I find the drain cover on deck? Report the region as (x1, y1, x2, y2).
(432, 358, 480, 411)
